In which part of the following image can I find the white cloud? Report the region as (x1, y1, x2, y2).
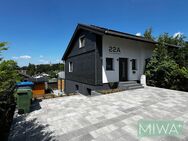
(12, 55, 31, 60)
(136, 32, 142, 36)
(20, 55, 31, 59)
(173, 32, 183, 38)
(39, 55, 44, 58)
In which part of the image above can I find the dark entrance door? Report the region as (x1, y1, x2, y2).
(119, 58, 128, 81)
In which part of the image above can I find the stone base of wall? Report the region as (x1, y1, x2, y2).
(64, 79, 110, 95)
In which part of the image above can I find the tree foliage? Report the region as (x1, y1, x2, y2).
(143, 27, 155, 40)
(145, 32, 188, 91)
(0, 42, 8, 61)
(27, 63, 36, 76)
(0, 60, 20, 93)
(22, 63, 64, 77)
(0, 42, 20, 93)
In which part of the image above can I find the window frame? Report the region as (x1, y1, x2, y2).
(106, 58, 114, 71)
(79, 35, 86, 48)
(69, 62, 73, 72)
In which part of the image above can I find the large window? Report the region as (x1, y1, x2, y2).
(79, 35, 86, 48)
(106, 58, 113, 70)
(132, 59, 137, 70)
(69, 62, 73, 72)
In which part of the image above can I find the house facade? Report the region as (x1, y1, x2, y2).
(62, 24, 156, 95)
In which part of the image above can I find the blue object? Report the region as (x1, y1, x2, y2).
(16, 81, 34, 87)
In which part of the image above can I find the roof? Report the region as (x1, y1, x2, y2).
(62, 24, 181, 60)
(81, 24, 157, 43)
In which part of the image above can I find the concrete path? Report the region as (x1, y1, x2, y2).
(9, 87, 188, 141)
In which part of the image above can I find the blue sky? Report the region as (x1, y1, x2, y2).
(0, 0, 188, 66)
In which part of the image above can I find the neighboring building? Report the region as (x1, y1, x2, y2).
(29, 77, 48, 98)
(58, 71, 65, 79)
(33, 73, 49, 78)
(62, 24, 177, 95)
(48, 78, 58, 90)
(17, 73, 47, 98)
(58, 71, 65, 92)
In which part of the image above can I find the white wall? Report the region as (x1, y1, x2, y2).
(102, 35, 155, 83)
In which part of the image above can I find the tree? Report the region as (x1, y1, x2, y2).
(145, 32, 188, 91)
(0, 60, 20, 93)
(0, 41, 21, 92)
(143, 27, 155, 40)
(145, 44, 172, 87)
(0, 42, 8, 61)
(27, 63, 36, 76)
(157, 33, 188, 68)
(24, 63, 64, 77)
(175, 46, 188, 68)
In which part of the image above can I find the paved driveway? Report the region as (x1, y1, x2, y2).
(9, 87, 188, 141)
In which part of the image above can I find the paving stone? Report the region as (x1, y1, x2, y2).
(8, 87, 188, 141)
(161, 136, 184, 141)
(70, 134, 93, 141)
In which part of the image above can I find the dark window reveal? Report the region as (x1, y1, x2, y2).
(132, 59, 137, 70)
(75, 85, 79, 93)
(106, 58, 113, 70)
(87, 88, 91, 95)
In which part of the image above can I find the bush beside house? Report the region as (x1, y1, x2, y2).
(144, 30, 188, 92)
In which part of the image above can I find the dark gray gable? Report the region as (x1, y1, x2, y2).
(62, 24, 104, 60)
(67, 29, 97, 58)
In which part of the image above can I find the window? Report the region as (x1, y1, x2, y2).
(69, 62, 73, 72)
(106, 58, 113, 70)
(132, 59, 137, 70)
(79, 35, 85, 48)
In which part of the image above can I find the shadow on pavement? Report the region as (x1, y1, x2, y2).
(30, 99, 42, 112)
(8, 99, 56, 141)
(8, 115, 55, 141)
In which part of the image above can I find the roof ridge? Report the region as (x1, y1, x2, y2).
(80, 23, 155, 42)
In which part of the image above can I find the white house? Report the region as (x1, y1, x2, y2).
(62, 24, 176, 95)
